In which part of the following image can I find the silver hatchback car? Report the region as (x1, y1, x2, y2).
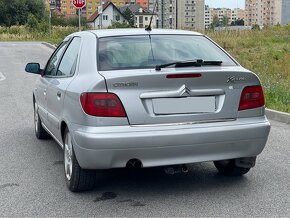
(26, 29, 270, 192)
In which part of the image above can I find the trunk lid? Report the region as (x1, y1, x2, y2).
(99, 66, 259, 125)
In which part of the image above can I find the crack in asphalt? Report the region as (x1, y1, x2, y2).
(0, 183, 19, 189)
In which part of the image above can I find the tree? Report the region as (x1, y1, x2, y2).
(252, 24, 260, 30)
(221, 16, 229, 27)
(122, 8, 134, 27)
(231, 19, 244, 26)
(0, 0, 44, 26)
(236, 19, 245, 26)
(211, 15, 220, 28)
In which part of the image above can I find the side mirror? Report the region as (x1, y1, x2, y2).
(25, 63, 41, 74)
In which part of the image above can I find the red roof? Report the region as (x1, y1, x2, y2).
(87, 2, 112, 22)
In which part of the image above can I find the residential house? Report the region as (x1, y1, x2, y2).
(120, 4, 157, 28)
(87, 2, 127, 29)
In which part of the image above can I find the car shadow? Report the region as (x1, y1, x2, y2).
(87, 164, 251, 200)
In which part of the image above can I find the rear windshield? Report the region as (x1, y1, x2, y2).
(98, 35, 237, 71)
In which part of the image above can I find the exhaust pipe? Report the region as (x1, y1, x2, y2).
(181, 164, 188, 173)
(126, 159, 142, 169)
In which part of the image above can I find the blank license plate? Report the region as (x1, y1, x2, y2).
(152, 97, 215, 114)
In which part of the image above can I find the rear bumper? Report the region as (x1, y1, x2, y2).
(71, 116, 271, 169)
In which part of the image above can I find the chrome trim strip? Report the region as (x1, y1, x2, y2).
(130, 118, 236, 127)
(140, 85, 225, 99)
(42, 123, 64, 149)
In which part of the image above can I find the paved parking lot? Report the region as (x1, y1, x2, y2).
(0, 42, 289, 217)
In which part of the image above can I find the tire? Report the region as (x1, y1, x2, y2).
(214, 159, 251, 176)
(34, 102, 50, 139)
(64, 128, 96, 192)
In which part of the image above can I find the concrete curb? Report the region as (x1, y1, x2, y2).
(266, 108, 290, 124)
(42, 42, 56, 50)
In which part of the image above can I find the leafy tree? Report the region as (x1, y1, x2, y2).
(0, 0, 44, 26)
(221, 16, 229, 26)
(27, 13, 39, 31)
(236, 19, 244, 26)
(252, 24, 260, 30)
(51, 12, 87, 27)
(231, 19, 244, 26)
(211, 14, 220, 28)
(122, 8, 134, 27)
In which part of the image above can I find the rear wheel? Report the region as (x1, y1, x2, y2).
(214, 159, 251, 176)
(64, 128, 96, 192)
(34, 102, 50, 139)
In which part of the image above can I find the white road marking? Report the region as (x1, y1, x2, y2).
(0, 72, 6, 81)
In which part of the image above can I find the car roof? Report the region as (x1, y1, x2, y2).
(87, 28, 203, 38)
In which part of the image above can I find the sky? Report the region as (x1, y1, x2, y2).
(205, 0, 245, 9)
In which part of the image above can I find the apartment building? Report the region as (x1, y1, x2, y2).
(210, 8, 232, 24)
(129, 0, 149, 9)
(204, 6, 245, 29)
(231, 8, 245, 24)
(281, 0, 290, 25)
(177, 0, 205, 30)
(45, 0, 61, 11)
(204, 5, 211, 29)
(245, 0, 290, 26)
(156, 0, 205, 30)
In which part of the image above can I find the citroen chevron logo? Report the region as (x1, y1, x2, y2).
(179, 85, 191, 97)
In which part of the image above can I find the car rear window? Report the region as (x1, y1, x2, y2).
(98, 35, 237, 71)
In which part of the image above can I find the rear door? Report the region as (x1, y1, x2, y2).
(46, 37, 81, 141)
(37, 42, 69, 128)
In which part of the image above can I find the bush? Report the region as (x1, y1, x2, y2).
(27, 13, 39, 31)
(252, 24, 260, 30)
(108, 22, 131, 29)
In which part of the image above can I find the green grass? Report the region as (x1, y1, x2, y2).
(207, 26, 290, 113)
(0, 25, 77, 45)
(1, 25, 289, 113)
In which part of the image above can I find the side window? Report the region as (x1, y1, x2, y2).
(57, 37, 81, 76)
(45, 42, 68, 76)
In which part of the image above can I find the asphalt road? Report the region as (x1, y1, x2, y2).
(0, 42, 289, 217)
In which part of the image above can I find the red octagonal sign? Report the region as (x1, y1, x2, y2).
(73, 0, 86, 9)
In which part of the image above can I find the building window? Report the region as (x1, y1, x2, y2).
(103, 15, 108, 20)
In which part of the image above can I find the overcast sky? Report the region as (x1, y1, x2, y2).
(205, 0, 245, 9)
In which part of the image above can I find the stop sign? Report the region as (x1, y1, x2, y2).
(72, 0, 86, 9)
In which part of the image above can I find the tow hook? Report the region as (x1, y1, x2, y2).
(164, 164, 188, 175)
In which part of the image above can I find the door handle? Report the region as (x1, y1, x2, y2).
(44, 89, 46, 96)
(57, 91, 61, 98)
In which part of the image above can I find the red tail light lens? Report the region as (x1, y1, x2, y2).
(238, 85, 265, 111)
(80, 93, 126, 117)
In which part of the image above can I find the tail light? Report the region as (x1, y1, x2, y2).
(80, 93, 126, 117)
(238, 85, 265, 111)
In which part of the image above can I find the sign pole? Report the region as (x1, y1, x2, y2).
(49, 10, 51, 37)
(72, 0, 86, 31)
(78, 8, 81, 31)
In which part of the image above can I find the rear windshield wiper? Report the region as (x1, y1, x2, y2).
(155, 59, 223, 71)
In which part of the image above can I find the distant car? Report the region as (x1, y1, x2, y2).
(25, 29, 270, 192)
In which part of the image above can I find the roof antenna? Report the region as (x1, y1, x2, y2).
(145, 0, 157, 31)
